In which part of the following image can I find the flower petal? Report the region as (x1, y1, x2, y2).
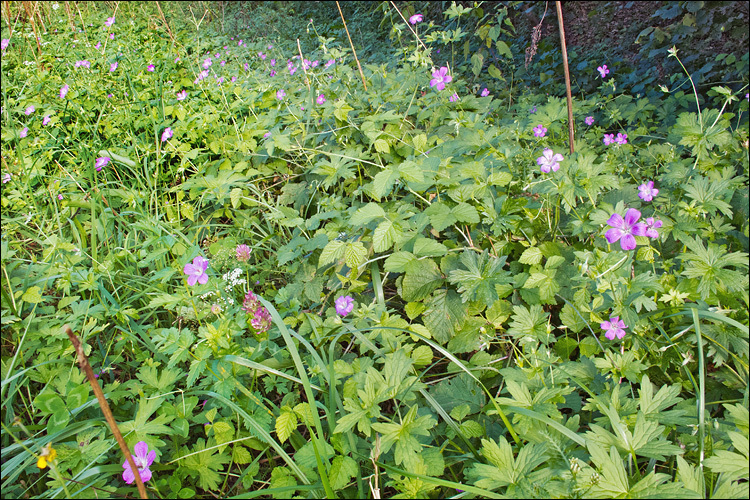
(619, 234, 636, 251)
(605, 228, 623, 244)
(623, 208, 642, 226)
(606, 213, 624, 229)
(134, 441, 149, 459)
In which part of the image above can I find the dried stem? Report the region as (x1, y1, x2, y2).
(555, 1, 575, 154)
(336, 1, 367, 91)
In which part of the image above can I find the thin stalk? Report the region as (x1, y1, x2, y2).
(336, 1, 367, 90)
(555, 1, 574, 154)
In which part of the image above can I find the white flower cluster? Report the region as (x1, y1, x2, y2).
(221, 268, 246, 293)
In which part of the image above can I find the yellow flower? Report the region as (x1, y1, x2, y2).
(37, 445, 57, 469)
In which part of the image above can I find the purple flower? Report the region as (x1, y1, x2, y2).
(269, 70, 276, 77)
(95, 156, 111, 171)
(276, 89, 286, 100)
(147, 64, 155, 72)
(220, 60, 225, 67)
(251, 306, 272, 333)
(615, 132, 627, 145)
(242, 290, 260, 313)
(95, 42, 101, 50)
(409, 14, 423, 25)
(216, 77, 224, 84)
(585, 116, 595, 126)
(109, 33, 114, 40)
(238, 39, 243, 46)
(536, 148, 564, 173)
(236, 244, 251, 262)
(244, 63, 249, 71)
(57, 194, 64, 200)
(122, 441, 156, 485)
(529, 105, 537, 114)
(231, 76, 237, 83)
(75, 60, 90, 69)
(603, 133, 615, 145)
(2, 173, 11, 184)
(643, 217, 662, 239)
(533, 124, 547, 137)
(176, 90, 187, 101)
(105, 16, 115, 28)
(480, 88, 490, 97)
(202, 58, 212, 69)
(20, 127, 28, 138)
(430, 67, 452, 91)
(161, 127, 173, 142)
(325, 59, 335, 68)
(43, 114, 51, 126)
(316, 94, 326, 105)
(25, 105, 35, 115)
(605, 208, 647, 251)
(637, 180, 659, 202)
(335, 295, 354, 317)
(601, 316, 627, 340)
(110, 61, 118, 72)
(263, 132, 271, 139)
(258, 51, 266, 60)
(597, 64, 610, 78)
(1, 38, 9, 51)
(270, 59, 276, 66)
(183, 256, 209, 286)
(449, 92, 459, 102)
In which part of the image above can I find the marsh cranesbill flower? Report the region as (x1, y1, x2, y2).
(409, 13, 423, 24)
(20, 127, 28, 138)
(276, 89, 286, 100)
(58, 85, 69, 98)
(638, 180, 659, 202)
(236, 244, 251, 262)
(335, 295, 354, 317)
(231, 76, 237, 82)
(74, 60, 90, 69)
(176, 90, 186, 100)
(105, 16, 115, 28)
(481, 87, 490, 97)
(585, 116, 595, 125)
(269, 70, 276, 77)
(270, 59, 276, 66)
(184, 256, 209, 286)
(95, 156, 111, 171)
(202, 58, 211, 69)
(25, 105, 35, 115)
(325, 59, 335, 68)
(107, 93, 113, 98)
(430, 66, 452, 91)
(251, 306, 272, 333)
(216, 76, 224, 84)
(643, 217, 662, 239)
(122, 441, 155, 485)
(95, 41, 101, 50)
(603, 133, 615, 145)
(597, 64, 609, 78)
(536, 148, 564, 173)
(258, 51, 266, 60)
(147, 64, 155, 72)
(605, 208, 647, 251)
(110, 61, 117, 72)
(529, 105, 537, 114)
(601, 316, 627, 340)
(109, 33, 114, 39)
(317, 94, 326, 105)
(57, 194, 63, 200)
(161, 127, 173, 142)
(615, 132, 627, 145)
(289, 66, 297, 76)
(263, 132, 271, 139)
(1, 38, 9, 51)
(449, 92, 459, 102)
(311, 60, 319, 68)
(238, 39, 243, 46)
(533, 124, 547, 137)
(43, 114, 51, 126)
(2, 173, 10, 183)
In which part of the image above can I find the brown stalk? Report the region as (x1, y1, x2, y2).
(64, 325, 148, 499)
(336, 1, 367, 91)
(555, 1, 575, 154)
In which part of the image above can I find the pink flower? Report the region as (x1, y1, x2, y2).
(335, 295, 354, 317)
(430, 66, 452, 91)
(480, 88, 490, 97)
(104, 16, 115, 28)
(110, 61, 118, 72)
(1, 38, 9, 51)
(236, 244, 251, 262)
(585, 116, 594, 125)
(597, 64, 610, 78)
(242, 290, 260, 313)
(258, 51, 266, 60)
(615, 132, 627, 145)
(643, 217, 662, 239)
(203, 58, 212, 69)
(601, 316, 627, 340)
(270, 59, 276, 66)
(637, 180, 659, 202)
(43, 114, 51, 126)
(449, 92, 459, 102)
(533, 124, 547, 137)
(60, 84, 69, 99)
(122, 441, 156, 485)
(251, 306, 272, 333)
(183, 256, 209, 286)
(19, 127, 28, 138)
(269, 70, 276, 77)
(276, 89, 286, 100)
(95, 156, 111, 171)
(536, 148, 564, 173)
(161, 127, 173, 142)
(109, 33, 114, 40)
(176, 90, 187, 101)
(316, 94, 326, 105)
(605, 208, 647, 251)
(95, 42, 101, 50)
(147, 64, 155, 72)
(409, 14, 423, 25)
(603, 133, 615, 145)
(24, 105, 35, 115)
(325, 59, 335, 68)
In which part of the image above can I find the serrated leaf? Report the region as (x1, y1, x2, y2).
(413, 237, 448, 257)
(401, 259, 443, 302)
(384, 251, 416, 272)
(423, 289, 467, 344)
(519, 247, 543, 265)
(230, 187, 242, 209)
(411, 344, 433, 365)
(374, 138, 390, 154)
(452, 202, 480, 224)
(373, 219, 401, 253)
(425, 202, 457, 232)
(318, 240, 346, 267)
(21, 286, 43, 304)
(373, 168, 400, 199)
(350, 202, 386, 226)
(345, 242, 368, 269)
(405, 301, 425, 319)
(329, 455, 358, 490)
(275, 411, 297, 444)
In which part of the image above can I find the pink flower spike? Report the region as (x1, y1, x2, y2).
(236, 244, 251, 262)
(601, 316, 627, 340)
(183, 256, 209, 286)
(122, 441, 156, 485)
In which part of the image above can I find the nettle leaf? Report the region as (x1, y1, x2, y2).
(448, 250, 512, 307)
(401, 258, 444, 302)
(423, 289, 467, 344)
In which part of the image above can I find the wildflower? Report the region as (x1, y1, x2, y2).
(161, 127, 173, 142)
(43, 114, 51, 126)
(480, 88, 490, 97)
(615, 132, 627, 145)
(107, 93, 113, 98)
(409, 13, 423, 25)
(263, 132, 271, 139)
(325, 59, 335, 68)
(147, 64, 155, 72)
(637, 180, 659, 202)
(529, 105, 537, 114)
(183, 256, 209, 286)
(216, 77, 224, 84)
(335, 295, 354, 317)
(597, 64, 610, 78)
(276, 89, 286, 100)
(60, 84, 69, 98)
(109, 33, 114, 39)
(20, 127, 28, 138)
(643, 217, 662, 239)
(601, 316, 627, 340)
(258, 51, 266, 60)
(251, 306, 272, 333)
(95, 42, 101, 50)
(1, 38, 9, 51)
(238, 39, 243, 46)
(236, 244, 251, 262)
(449, 92, 459, 102)
(203, 57, 212, 69)
(585, 116, 595, 125)
(122, 441, 156, 485)
(244, 62, 249, 71)
(270, 59, 276, 66)
(536, 148, 564, 173)
(603, 133, 615, 145)
(37, 444, 57, 469)
(57, 194, 64, 200)
(211, 303, 222, 315)
(430, 66, 452, 91)
(95, 156, 111, 171)
(605, 208, 647, 251)
(316, 94, 326, 105)
(74, 60, 90, 69)
(176, 90, 187, 100)
(105, 16, 115, 28)
(24, 105, 35, 115)
(311, 60, 319, 68)
(231, 76, 237, 83)
(2, 173, 10, 183)
(289, 66, 296, 76)
(110, 61, 118, 72)
(533, 124, 547, 137)
(242, 290, 260, 313)
(269, 70, 276, 77)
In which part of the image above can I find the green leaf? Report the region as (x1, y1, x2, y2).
(371, 405, 436, 466)
(431, 373, 486, 414)
(373, 168, 400, 199)
(374, 138, 390, 154)
(425, 202, 457, 232)
(401, 259, 443, 302)
(318, 240, 346, 267)
(275, 411, 297, 444)
(519, 247, 543, 265)
(66, 384, 89, 409)
(48, 410, 70, 435)
(423, 289, 467, 344)
(448, 250, 512, 307)
(412, 237, 448, 257)
(329, 455, 358, 490)
(345, 241, 368, 269)
(34, 393, 66, 415)
(506, 304, 550, 345)
(452, 202, 480, 224)
(373, 219, 402, 253)
(384, 251, 416, 273)
(21, 286, 43, 304)
(350, 202, 386, 226)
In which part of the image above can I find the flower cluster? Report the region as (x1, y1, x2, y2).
(236, 244, 251, 262)
(74, 60, 91, 69)
(603, 132, 628, 145)
(242, 291, 272, 333)
(221, 267, 246, 292)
